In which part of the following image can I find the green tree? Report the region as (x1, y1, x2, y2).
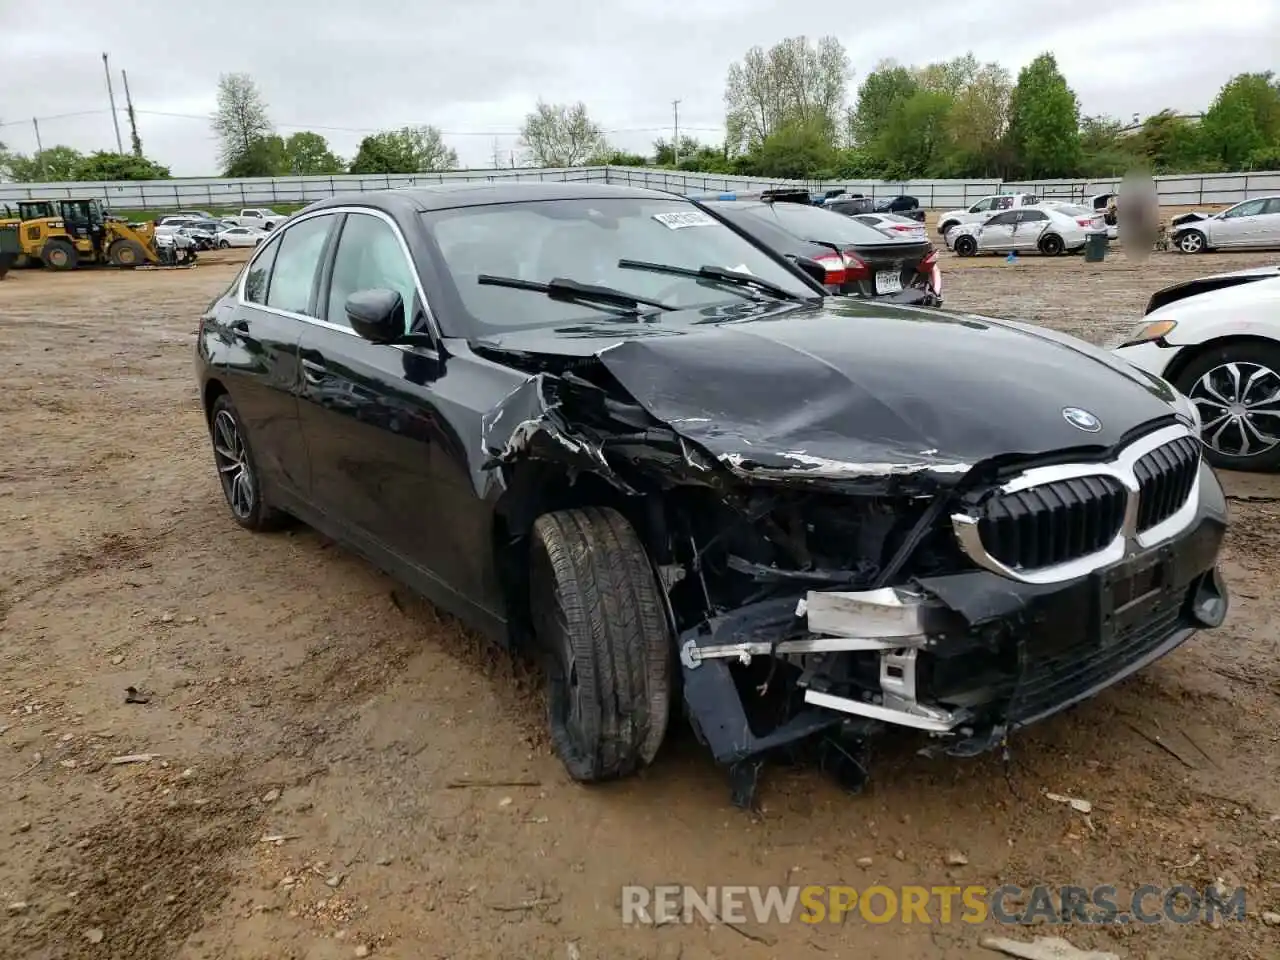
(850, 61, 918, 148)
(871, 90, 956, 178)
(724, 36, 849, 152)
(348, 125, 458, 174)
(518, 102, 606, 167)
(747, 119, 840, 178)
(1005, 53, 1081, 178)
(6, 145, 84, 182)
(946, 61, 1013, 176)
(652, 136, 703, 166)
(212, 73, 274, 175)
(1135, 110, 1205, 172)
(224, 135, 287, 177)
(283, 131, 345, 175)
(1076, 115, 1140, 177)
(916, 53, 980, 98)
(1199, 72, 1280, 168)
(73, 151, 171, 181)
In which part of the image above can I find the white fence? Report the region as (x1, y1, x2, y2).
(2, 166, 1278, 211)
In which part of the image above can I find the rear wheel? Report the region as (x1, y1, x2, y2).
(529, 507, 672, 782)
(108, 239, 147, 267)
(1173, 341, 1280, 472)
(953, 235, 977, 257)
(41, 238, 78, 271)
(1039, 233, 1064, 256)
(208, 394, 287, 531)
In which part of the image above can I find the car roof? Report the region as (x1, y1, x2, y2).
(302, 181, 680, 216)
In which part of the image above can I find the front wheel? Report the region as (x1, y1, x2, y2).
(218, 239, 229, 249)
(108, 238, 147, 267)
(1177, 230, 1207, 254)
(1174, 340, 1280, 472)
(529, 507, 672, 782)
(953, 235, 977, 257)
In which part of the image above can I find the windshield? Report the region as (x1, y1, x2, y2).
(422, 197, 818, 336)
(738, 202, 891, 246)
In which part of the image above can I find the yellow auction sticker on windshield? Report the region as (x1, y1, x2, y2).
(653, 211, 720, 229)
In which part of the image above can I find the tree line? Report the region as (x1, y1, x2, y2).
(2, 48, 1278, 184)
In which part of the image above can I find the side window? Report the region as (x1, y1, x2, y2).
(854, 216, 881, 228)
(986, 212, 1018, 226)
(1223, 199, 1266, 219)
(992, 196, 1015, 210)
(243, 237, 281, 304)
(969, 198, 994, 213)
(1018, 210, 1048, 222)
(265, 215, 334, 316)
(324, 212, 420, 332)
(1264, 198, 1280, 215)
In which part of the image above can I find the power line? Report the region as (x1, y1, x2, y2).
(2, 107, 722, 138)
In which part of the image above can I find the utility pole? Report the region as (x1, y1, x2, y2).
(103, 53, 124, 152)
(672, 99, 681, 167)
(121, 68, 142, 156)
(491, 137, 501, 170)
(32, 118, 44, 178)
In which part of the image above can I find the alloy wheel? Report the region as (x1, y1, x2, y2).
(212, 409, 255, 519)
(1188, 361, 1280, 459)
(1178, 232, 1204, 254)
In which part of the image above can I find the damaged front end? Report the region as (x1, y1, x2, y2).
(477, 340, 1229, 808)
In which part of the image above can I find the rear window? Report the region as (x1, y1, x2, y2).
(741, 203, 890, 245)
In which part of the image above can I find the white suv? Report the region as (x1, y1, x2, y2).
(937, 193, 1038, 237)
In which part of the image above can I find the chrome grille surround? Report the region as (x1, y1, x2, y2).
(951, 424, 1203, 585)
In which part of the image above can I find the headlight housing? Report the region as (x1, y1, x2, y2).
(1118, 318, 1177, 348)
(1172, 388, 1202, 434)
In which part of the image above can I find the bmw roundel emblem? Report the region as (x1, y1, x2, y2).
(1062, 407, 1102, 433)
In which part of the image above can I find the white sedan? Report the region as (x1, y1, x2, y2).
(1171, 195, 1280, 254)
(1112, 265, 1280, 471)
(946, 204, 1106, 257)
(214, 226, 267, 249)
(847, 212, 928, 241)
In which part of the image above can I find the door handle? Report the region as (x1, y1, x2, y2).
(301, 358, 328, 385)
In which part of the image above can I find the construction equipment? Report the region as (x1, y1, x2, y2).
(4, 197, 179, 271)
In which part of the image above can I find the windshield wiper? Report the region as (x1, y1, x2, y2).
(616, 259, 806, 302)
(477, 274, 676, 315)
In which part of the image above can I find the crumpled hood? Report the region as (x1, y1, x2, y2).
(475, 300, 1181, 481)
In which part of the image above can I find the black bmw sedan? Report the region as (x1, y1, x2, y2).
(196, 182, 1227, 804)
(700, 198, 941, 304)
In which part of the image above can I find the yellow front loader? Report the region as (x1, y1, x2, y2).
(8, 198, 171, 270)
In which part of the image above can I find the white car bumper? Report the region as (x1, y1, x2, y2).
(1111, 339, 1185, 378)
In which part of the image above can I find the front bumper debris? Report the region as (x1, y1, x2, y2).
(679, 477, 1227, 800)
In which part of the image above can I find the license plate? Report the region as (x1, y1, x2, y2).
(875, 271, 903, 295)
(1094, 548, 1175, 646)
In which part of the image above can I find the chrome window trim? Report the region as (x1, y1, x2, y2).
(951, 424, 1202, 585)
(235, 205, 443, 350)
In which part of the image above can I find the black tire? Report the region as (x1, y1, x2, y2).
(1039, 233, 1064, 256)
(939, 220, 959, 237)
(1173, 340, 1280, 472)
(108, 238, 147, 268)
(953, 235, 977, 257)
(529, 507, 672, 782)
(208, 393, 287, 531)
(218, 239, 229, 249)
(41, 238, 78, 271)
(1177, 230, 1207, 254)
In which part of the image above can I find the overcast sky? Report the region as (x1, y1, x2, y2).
(1, 1, 1276, 177)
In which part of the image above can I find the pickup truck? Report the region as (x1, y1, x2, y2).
(223, 208, 284, 231)
(936, 193, 1038, 237)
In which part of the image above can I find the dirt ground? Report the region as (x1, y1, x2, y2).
(1, 244, 1279, 960)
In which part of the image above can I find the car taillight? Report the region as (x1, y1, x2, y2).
(890, 224, 919, 232)
(813, 253, 847, 285)
(919, 250, 938, 270)
(841, 250, 868, 280)
(1076, 217, 1093, 227)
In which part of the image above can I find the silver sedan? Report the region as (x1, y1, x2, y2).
(1172, 195, 1280, 254)
(946, 204, 1105, 257)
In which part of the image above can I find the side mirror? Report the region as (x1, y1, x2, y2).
(346, 288, 404, 344)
